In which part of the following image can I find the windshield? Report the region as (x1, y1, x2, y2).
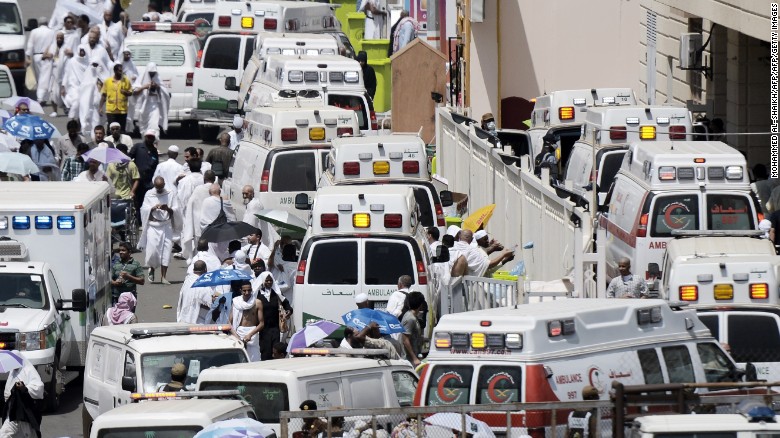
(0, 273, 48, 309)
(98, 426, 202, 438)
(0, 4, 21, 35)
(199, 381, 288, 423)
(697, 342, 740, 383)
(329, 94, 367, 131)
(127, 44, 187, 67)
(141, 350, 247, 393)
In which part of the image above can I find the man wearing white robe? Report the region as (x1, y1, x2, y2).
(133, 62, 170, 134)
(181, 171, 215, 262)
(138, 176, 182, 285)
(0, 352, 43, 437)
(452, 229, 490, 277)
(152, 145, 182, 193)
(84, 29, 111, 71)
(46, 31, 69, 116)
(177, 261, 215, 324)
(98, 9, 124, 61)
(25, 19, 56, 102)
(62, 44, 89, 119)
(241, 185, 279, 248)
(199, 184, 237, 262)
(187, 239, 222, 274)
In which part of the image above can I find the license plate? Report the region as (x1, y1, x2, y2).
(162, 80, 172, 88)
(372, 301, 387, 310)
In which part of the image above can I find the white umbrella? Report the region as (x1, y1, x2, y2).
(0, 152, 39, 176)
(2, 97, 45, 115)
(0, 351, 23, 373)
(424, 413, 496, 438)
(0, 132, 16, 152)
(82, 146, 131, 164)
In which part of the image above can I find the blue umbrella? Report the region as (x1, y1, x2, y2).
(3, 114, 58, 140)
(193, 268, 253, 287)
(342, 308, 404, 335)
(194, 418, 274, 438)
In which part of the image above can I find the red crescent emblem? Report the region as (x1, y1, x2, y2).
(436, 373, 461, 403)
(588, 368, 600, 387)
(664, 203, 689, 230)
(486, 374, 511, 403)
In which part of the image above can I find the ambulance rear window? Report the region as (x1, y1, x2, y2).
(329, 95, 367, 130)
(706, 194, 753, 231)
(308, 241, 358, 285)
(271, 152, 317, 192)
(727, 314, 780, 363)
(426, 365, 473, 406)
(199, 381, 288, 424)
(365, 241, 414, 285)
(651, 195, 699, 237)
(476, 366, 521, 404)
(203, 36, 240, 70)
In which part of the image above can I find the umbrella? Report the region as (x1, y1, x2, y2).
(0, 152, 39, 176)
(193, 268, 253, 287)
(2, 97, 44, 115)
(255, 209, 308, 233)
(462, 204, 496, 232)
(201, 221, 260, 243)
(424, 413, 496, 438)
(194, 418, 275, 438)
(3, 115, 58, 140)
(0, 350, 23, 373)
(341, 308, 403, 335)
(287, 320, 342, 352)
(82, 146, 131, 164)
(0, 132, 15, 152)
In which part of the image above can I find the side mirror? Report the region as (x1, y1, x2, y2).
(744, 362, 758, 382)
(294, 193, 311, 210)
(56, 288, 87, 312)
(439, 190, 453, 207)
(226, 100, 239, 114)
(432, 245, 450, 263)
(121, 376, 136, 393)
(224, 77, 238, 91)
(25, 19, 38, 32)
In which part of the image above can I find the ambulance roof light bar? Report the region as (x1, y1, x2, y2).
(130, 21, 198, 33)
(130, 324, 232, 338)
(130, 390, 241, 401)
(434, 332, 523, 350)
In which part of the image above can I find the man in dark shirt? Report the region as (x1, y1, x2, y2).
(769, 209, 780, 250)
(356, 51, 377, 101)
(205, 132, 235, 179)
(129, 129, 160, 220)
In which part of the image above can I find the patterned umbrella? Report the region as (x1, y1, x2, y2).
(193, 418, 274, 438)
(341, 308, 403, 335)
(192, 269, 253, 287)
(3, 114, 58, 140)
(287, 320, 342, 352)
(82, 145, 131, 164)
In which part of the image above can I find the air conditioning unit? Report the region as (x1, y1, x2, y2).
(679, 33, 703, 69)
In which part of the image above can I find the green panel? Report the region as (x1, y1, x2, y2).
(197, 89, 229, 110)
(346, 12, 366, 53)
(368, 57, 391, 113)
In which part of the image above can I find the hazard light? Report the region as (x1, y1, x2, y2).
(750, 283, 769, 299)
(639, 126, 656, 140)
(384, 214, 402, 228)
(264, 18, 277, 30)
(416, 261, 427, 285)
(343, 162, 360, 175)
(352, 213, 370, 228)
(281, 128, 297, 142)
(637, 213, 648, 237)
(309, 127, 325, 141)
(679, 285, 698, 301)
(434, 332, 450, 348)
(295, 259, 307, 284)
(559, 106, 574, 120)
(373, 161, 390, 175)
(713, 284, 733, 300)
(259, 169, 269, 192)
(609, 126, 627, 140)
(238, 17, 252, 28)
(34, 216, 52, 230)
(320, 214, 339, 228)
(658, 166, 676, 180)
(471, 333, 486, 349)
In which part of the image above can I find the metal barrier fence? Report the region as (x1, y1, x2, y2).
(435, 108, 605, 298)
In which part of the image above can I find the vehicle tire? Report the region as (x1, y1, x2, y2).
(44, 353, 60, 413)
(183, 120, 199, 139)
(198, 125, 220, 143)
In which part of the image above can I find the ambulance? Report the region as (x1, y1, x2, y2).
(223, 105, 359, 222)
(244, 55, 375, 133)
(318, 134, 451, 236)
(292, 186, 431, 331)
(562, 105, 693, 207)
(207, 0, 338, 34)
(657, 232, 780, 382)
(630, 412, 780, 437)
(414, 299, 742, 436)
(600, 141, 762, 283)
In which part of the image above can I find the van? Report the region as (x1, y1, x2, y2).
(196, 355, 418, 434)
(123, 25, 201, 130)
(224, 105, 359, 222)
(415, 299, 742, 435)
(245, 55, 375, 132)
(630, 413, 780, 437)
(0, 0, 24, 90)
(89, 399, 256, 438)
(318, 134, 452, 236)
(82, 323, 248, 434)
(209, 0, 338, 33)
(658, 233, 780, 381)
(293, 186, 431, 330)
(600, 141, 762, 283)
(562, 105, 693, 207)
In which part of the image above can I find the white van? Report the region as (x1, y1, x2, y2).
(82, 323, 248, 434)
(0, 0, 24, 90)
(224, 105, 359, 222)
(630, 413, 780, 437)
(293, 186, 431, 330)
(319, 134, 451, 236)
(563, 105, 693, 207)
(0, 64, 17, 98)
(245, 55, 375, 132)
(90, 399, 256, 438)
(124, 25, 201, 130)
(600, 140, 761, 283)
(416, 299, 742, 435)
(196, 355, 418, 434)
(209, 0, 338, 33)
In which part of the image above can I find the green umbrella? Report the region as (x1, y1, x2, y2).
(254, 209, 308, 233)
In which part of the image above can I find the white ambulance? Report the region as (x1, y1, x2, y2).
(415, 299, 741, 435)
(600, 141, 761, 283)
(318, 134, 451, 236)
(208, 0, 338, 34)
(657, 232, 780, 382)
(223, 105, 359, 222)
(244, 55, 375, 132)
(292, 186, 431, 331)
(563, 105, 693, 207)
(630, 413, 780, 437)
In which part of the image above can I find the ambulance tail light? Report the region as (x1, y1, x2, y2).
(505, 333, 523, 349)
(384, 214, 402, 228)
(637, 213, 648, 238)
(337, 127, 353, 136)
(281, 128, 297, 142)
(609, 126, 627, 140)
(259, 170, 269, 192)
(352, 213, 370, 228)
(402, 161, 419, 174)
(750, 283, 769, 299)
(264, 18, 277, 30)
(558, 106, 574, 121)
(295, 259, 307, 284)
(434, 332, 450, 349)
(370, 110, 378, 131)
(416, 261, 427, 285)
(669, 125, 687, 139)
(658, 166, 676, 180)
(343, 162, 360, 175)
(679, 285, 698, 301)
(321, 214, 339, 228)
(725, 166, 744, 180)
(713, 284, 734, 300)
(373, 161, 390, 175)
(435, 203, 445, 226)
(547, 319, 575, 337)
(758, 212, 765, 222)
(639, 126, 656, 140)
(186, 72, 193, 87)
(217, 16, 231, 27)
(487, 333, 505, 349)
(309, 127, 326, 141)
(471, 333, 486, 349)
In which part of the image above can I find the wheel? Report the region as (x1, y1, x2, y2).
(44, 353, 60, 413)
(198, 125, 220, 143)
(183, 120, 199, 139)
